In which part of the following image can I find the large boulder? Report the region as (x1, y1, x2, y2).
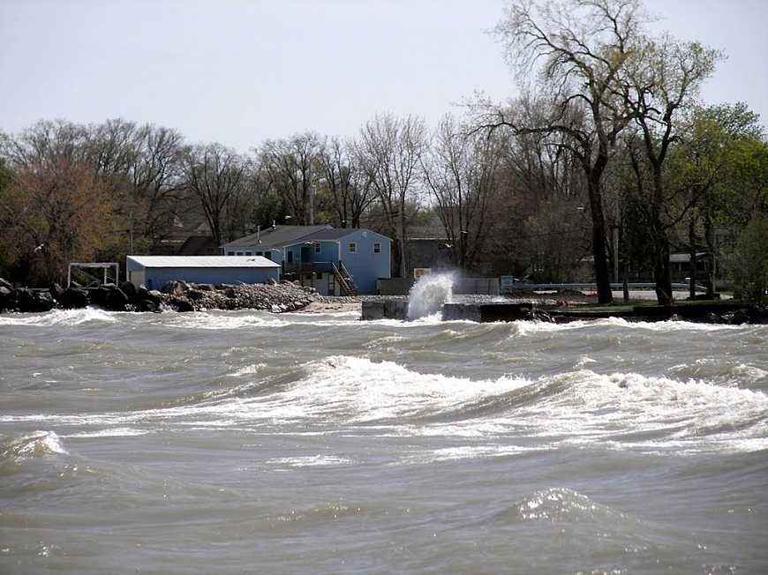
(119, 281, 138, 301)
(58, 287, 90, 309)
(135, 298, 160, 313)
(168, 297, 194, 312)
(91, 285, 130, 311)
(49, 283, 64, 301)
(136, 286, 163, 304)
(0, 285, 13, 312)
(15, 288, 55, 313)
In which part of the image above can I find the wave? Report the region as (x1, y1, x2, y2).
(511, 316, 751, 336)
(495, 487, 633, 525)
(0, 307, 117, 327)
(0, 431, 68, 469)
(3, 357, 765, 457)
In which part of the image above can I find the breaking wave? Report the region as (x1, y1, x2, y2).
(0, 307, 117, 327)
(0, 431, 68, 468)
(7, 356, 764, 457)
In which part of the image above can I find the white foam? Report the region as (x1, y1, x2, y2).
(0, 307, 116, 327)
(228, 363, 267, 377)
(403, 444, 537, 464)
(65, 427, 150, 438)
(407, 273, 456, 320)
(266, 455, 352, 467)
(162, 311, 289, 330)
(3, 357, 765, 456)
(510, 316, 751, 336)
(1, 430, 68, 461)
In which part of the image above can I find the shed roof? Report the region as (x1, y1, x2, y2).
(127, 256, 280, 268)
(221, 225, 331, 249)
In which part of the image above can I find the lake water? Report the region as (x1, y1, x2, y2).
(1, 308, 767, 574)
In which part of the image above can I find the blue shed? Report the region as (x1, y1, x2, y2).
(126, 256, 281, 291)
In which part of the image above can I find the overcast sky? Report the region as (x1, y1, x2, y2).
(1, 0, 766, 150)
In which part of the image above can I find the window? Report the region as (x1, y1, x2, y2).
(256, 252, 262, 256)
(314, 242, 321, 254)
(236, 251, 244, 256)
(287, 251, 293, 263)
(348, 242, 357, 253)
(373, 242, 381, 254)
(227, 251, 235, 256)
(245, 251, 252, 256)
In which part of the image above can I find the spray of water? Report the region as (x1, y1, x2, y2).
(407, 272, 456, 320)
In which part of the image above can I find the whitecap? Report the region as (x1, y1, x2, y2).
(1, 430, 68, 464)
(0, 307, 116, 327)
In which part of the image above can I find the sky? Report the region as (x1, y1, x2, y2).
(1, 0, 766, 151)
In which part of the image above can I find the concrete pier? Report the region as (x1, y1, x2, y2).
(442, 302, 537, 322)
(361, 299, 408, 320)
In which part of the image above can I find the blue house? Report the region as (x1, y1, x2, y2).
(220, 225, 391, 295)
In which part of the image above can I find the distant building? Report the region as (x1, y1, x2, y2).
(404, 224, 453, 279)
(126, 256, 280, 291)
(221, 225, 391, 295)
(176, 235, 219, 256)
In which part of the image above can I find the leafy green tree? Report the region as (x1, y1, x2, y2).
(728, 217, 768, 303)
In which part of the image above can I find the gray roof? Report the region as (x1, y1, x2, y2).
(221, 225, 331, 249)
(303, 228, 360, 240)
(127, 256, 279, 268)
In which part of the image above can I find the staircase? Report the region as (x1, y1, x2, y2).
(332, 262, 358, 296)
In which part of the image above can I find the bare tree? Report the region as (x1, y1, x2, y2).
(182, 143, 249, 246)
(260, 133, 321, 225)
(317, 136, 375, 228)
(85, 119, 185, 252)
(481, 0, 644, 303)
(356, 113, 426, 277)
(422, 115, 504, 270)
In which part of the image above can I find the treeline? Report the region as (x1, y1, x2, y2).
(1, 0, 767, 303)
(476, 0, 768, 304)
(0, 112, 590, 287)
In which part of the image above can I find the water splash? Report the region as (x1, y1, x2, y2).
(407, 272, 456, 320)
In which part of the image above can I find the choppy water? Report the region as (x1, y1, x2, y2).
(1, 308, 767, 574)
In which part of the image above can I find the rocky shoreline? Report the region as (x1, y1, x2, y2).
(0, 278, 317, 314)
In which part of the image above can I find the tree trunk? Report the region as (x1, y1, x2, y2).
(587, 175, 613, 304)
(688, 209, 697, 300)
(397, 205, 407, 279)
(654, 239, 673, 306)
(703, 199, 716, 298)
(651, 171, 672, 306)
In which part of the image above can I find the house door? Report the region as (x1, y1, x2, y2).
(300, 245, 311, 263)
(327, 273, 335, 296)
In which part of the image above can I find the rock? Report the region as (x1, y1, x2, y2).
(0, 285, 13, 311)
(15, 288, 55, 313)
(119, 281, 137, 301)
(136, 299, 160, 313)
(162, 281, 190, 296)
(168, 297, 194, 312)
(92, 285, 130, 311)
(137, 287, 163, 305)
(730, 309, 751, 325)
(187, 290, 205, 301)
(58, 287, 90, 309)
(50, 282, 64, 300)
